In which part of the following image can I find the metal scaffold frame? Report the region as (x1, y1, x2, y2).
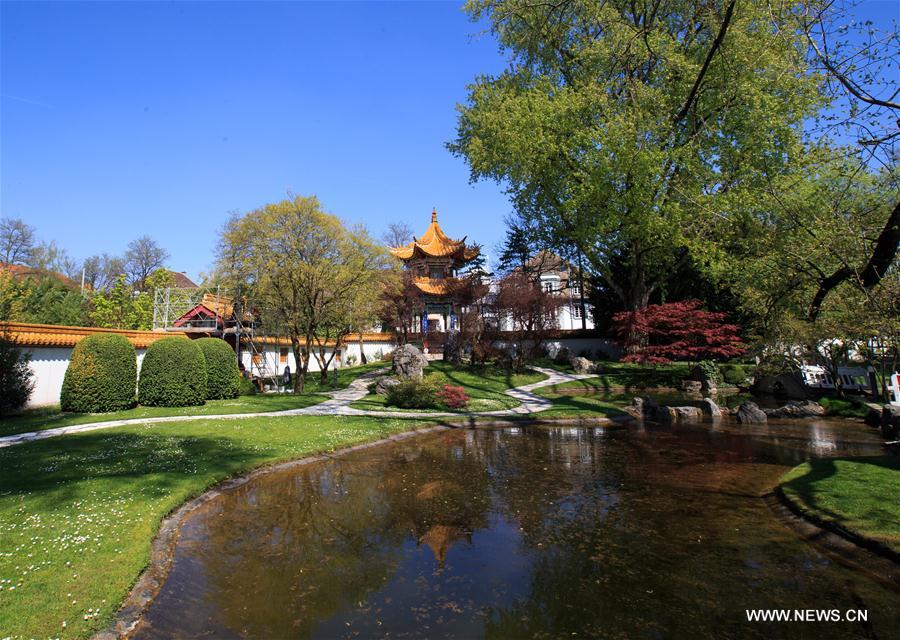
(151, 286, 283, 388)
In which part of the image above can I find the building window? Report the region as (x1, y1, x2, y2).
(279, 347, 288, 364)
(430, 267, 444, 279)
(543, 281, 553, 293)
(572, 304, 582, 318)
(572, 282, 581, 296)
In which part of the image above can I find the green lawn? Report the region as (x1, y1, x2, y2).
(780, 456, 900, 554)
(0, 413, 421, 639)
(0, 362, 386, 438)
(818, 396, 870, 419)
(531, 387, 628, 419)
(350, 361, 547, 413)
(544, 361, 690, 393)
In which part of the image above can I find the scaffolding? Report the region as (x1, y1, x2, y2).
(152, 286, 281, 388)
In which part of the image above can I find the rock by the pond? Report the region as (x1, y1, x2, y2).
(736, 401, 767, 424)
(628, 396, 660, 419)
(865, 406, 883, 428)
(392, 344, 428, 380)
(655, 406, 678, 423)
(765, 400, 826, 419)
(673, 406, 703, 422)
(569, 356, 594, 375)
(687, 365, 717, 395)
(753, 373, 808, 400)
(700, 398, 722, 417)
(374, 376, 400, 396)
(681, 380, 702, 394)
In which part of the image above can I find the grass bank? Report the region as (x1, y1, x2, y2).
(0, 413, 420, 639)
(780, 456, 900, 554)
(0, 362, 386, 438)
(544, 362, 690, 393)
(351, 361, 546, 413)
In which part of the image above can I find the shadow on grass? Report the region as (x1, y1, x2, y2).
(0, 431, 262, 505)
(781, 456, 900, 532)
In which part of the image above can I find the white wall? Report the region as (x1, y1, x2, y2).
(239, 340, 396, 380)
(24, 346, 147, 408)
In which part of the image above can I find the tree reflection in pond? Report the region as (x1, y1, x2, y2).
(133, 422, 898, 639)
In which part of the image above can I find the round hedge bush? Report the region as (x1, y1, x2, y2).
(138, 337, 207, 407)
(195, 337, 240, 400)
(61, 334, 137, 413)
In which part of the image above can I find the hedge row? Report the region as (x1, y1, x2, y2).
(61, 334, 137, 412)
(138, 337, 207, 407)
(196, 337, 241, 400)
(61, 335, 242, 412)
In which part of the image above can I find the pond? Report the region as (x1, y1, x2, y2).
(132, 419, 898, 639)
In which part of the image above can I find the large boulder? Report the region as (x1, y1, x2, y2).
(681, 380, 702, 395)
(753, 373, 808, 400)
(736, 401, 767, 424)
(700, 397, 722, 417)
(673, 406, 703, 422)
(687, 365, 717, 395)
(569, 356, 594, 375)
(765, 400, 826, 419)
(392, 344, 428, 380)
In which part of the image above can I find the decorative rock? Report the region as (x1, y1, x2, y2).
(681, 380, 702, 394)
(687, 365, 717, 395)
(568, 356, 594, 375)
(765, 400, 826, 419)
(655, 406, 677, 423)
(864, 407, 882, 428)
(753, 373, 808, 400)
(700, 398, 722, 417)
(736, 401, 767, 424)
(392, 344, 428, 380)
(374, 376, 400, 396)
(673, 406, 703, 422)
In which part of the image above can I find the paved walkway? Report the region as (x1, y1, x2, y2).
(0, 367, 596, 449)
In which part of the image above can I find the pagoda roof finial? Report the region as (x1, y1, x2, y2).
(431, 208, 438, 223)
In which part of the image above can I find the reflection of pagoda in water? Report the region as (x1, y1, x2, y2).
(419, 524, 472, 568)
(390, 209, 480, 334)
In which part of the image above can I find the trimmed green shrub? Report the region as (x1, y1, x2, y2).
(386, 376, 442, 409)
(722, 363, 747, 386)
(138, 337, 207, 407)
(238, 375, 257, 396)
(195, 337, 240, 400)
(60, 334, 137, 413)
(0, 334, 35, 416)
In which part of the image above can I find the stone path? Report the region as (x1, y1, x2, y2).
(0, 366, 596, 449)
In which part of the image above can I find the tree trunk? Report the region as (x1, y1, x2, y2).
(358, 332, 367, 364)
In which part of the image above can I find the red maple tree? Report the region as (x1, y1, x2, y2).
(612, 299, 745, 364)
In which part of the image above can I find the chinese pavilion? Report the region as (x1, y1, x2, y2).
(390, 209, 480, 335)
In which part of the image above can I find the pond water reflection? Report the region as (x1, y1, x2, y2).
(133, 420, 898, 639)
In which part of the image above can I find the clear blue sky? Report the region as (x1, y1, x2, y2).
(2, 1, 896, 283)
(1, 1, 510, 281)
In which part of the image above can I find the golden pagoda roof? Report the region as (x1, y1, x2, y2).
(390, 210, 480, 262)
(412, 276, 463, 296)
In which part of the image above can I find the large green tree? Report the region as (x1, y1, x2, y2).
(450, 0, 822, 311)
(218, 196, 390, 392)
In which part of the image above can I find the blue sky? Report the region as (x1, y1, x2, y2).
(2, 1, 897, 283)
(1, 1, 510, 281)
